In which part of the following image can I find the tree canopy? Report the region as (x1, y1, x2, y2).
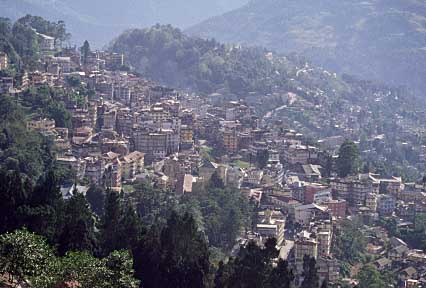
(336, 140, 360, 177)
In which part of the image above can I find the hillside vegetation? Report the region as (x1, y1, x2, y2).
(187, 0, 426, 95)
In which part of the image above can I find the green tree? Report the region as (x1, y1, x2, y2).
(133, 212, 210, 288)
(58, 251, 110, 288)
(105, 250, 140, 288)
(0, 229, 55, 285)
(0, 169, 31, 233)
(118, 202, 143, 249)
(333, 219, 366, 263)
(336, 140, 360, 177)
(86, 184, 105, 216)
(81, 40, 91, 65)
(57, 193, 96, 255)
(99, 189, 122, 255)
(256, 150, 269, 169)
(209, 170, 225, 189)
(301, 256, 319, 288)
(267, 259, 294, 288)
(357, 264, 385, 288)
(215, 239, 292, 288)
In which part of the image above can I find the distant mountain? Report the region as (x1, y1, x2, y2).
(187, 0, 426, 95)
(0, 0, 248, 47)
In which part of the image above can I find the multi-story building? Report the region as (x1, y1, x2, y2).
(180, 125, 193, 149)
(366, 193, 378, 212)
(368, 173, 403, 196)
(121, 151, 145, 181)
(27, 118, 56, 132)
(330, 176, 373, 206)
(37, 32, 55, 51)
(295, 203, 329, 226)
(0, 77, 13, 93)
(222, 128, 238, 153)
(132, 128, 179, 163)
(0, 52, 8, 70)
(116, 111, 134, 137)
(56, 155, 86, 180)
(256, 221, 285, 246)
(317, 231, 332, 257)
(283, 145, 318, 165)
(295, 231, 318, 272)
(114, 85, 132, 105)
(377, 194, 396, 216)
(104, 52, 124, 70)
(84, 157, 105, 185)
(322, 199, 347, 218)
(103, 109, 117, 130)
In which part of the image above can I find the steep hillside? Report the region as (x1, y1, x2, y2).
(109, 25, 352, 98)
(109, 25, 419, 113)
(187, 0, 426, 95)
(0, 0, 248, 47)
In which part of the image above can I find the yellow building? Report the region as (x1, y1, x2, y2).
(27, 118, 56, 131)
(181, 125, 193, 143)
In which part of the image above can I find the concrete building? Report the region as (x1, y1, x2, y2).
(377, 194, 396, 216)
(295, 231, 318, 272)
(27, 118, 56, 132)
(0, 52, 8, 70)
(121, 151, 145, 181)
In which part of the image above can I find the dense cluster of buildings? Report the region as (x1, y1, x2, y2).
(4, 28, 426, 287)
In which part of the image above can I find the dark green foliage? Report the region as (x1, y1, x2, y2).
(336, 140, 360, 177)
(256, 150, 269, 169)
(57, 193, 96, 256)
(65, 75, 81, 87)
(110, 25, 299, 96)
(0, 229, 55, 285)
(214, 239, 293, 288)
(0, 94, 53, 180)
(379, 215, 426, 251)
(269, 259, 294, 288)
(21, 86, 72, 129)
(197, 184, 253, 250)
(81, 40, 91, 65)
(209, 170, 225, 189)
(105, 250, 140, 288)
(16, 14, 70, 43)
(301, 256, 319, 288)
(10, 21, 40, 69)
(0, 15, 70, 69)
(357, 264, 386, 288)
(99, 189, 123, 255)
(119, 202, 143, 249)
(133, 212, 210, 288)
(0, 170, 32, 234)
(86, 184, 106, 216)
(0, 228, 139, 288)
(333, 220, 366, 263)
(99, 190, 142, 256)
(132, 180, 179, 225)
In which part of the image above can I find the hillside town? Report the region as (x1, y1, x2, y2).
(2, 18, 426, 288)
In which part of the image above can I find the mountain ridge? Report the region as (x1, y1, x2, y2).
(0, 0, 248, 47)
(187, 0, 426, 95)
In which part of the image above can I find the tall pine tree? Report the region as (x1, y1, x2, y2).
(57, 193, 96, 255)
(133, 212, 210, 288)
